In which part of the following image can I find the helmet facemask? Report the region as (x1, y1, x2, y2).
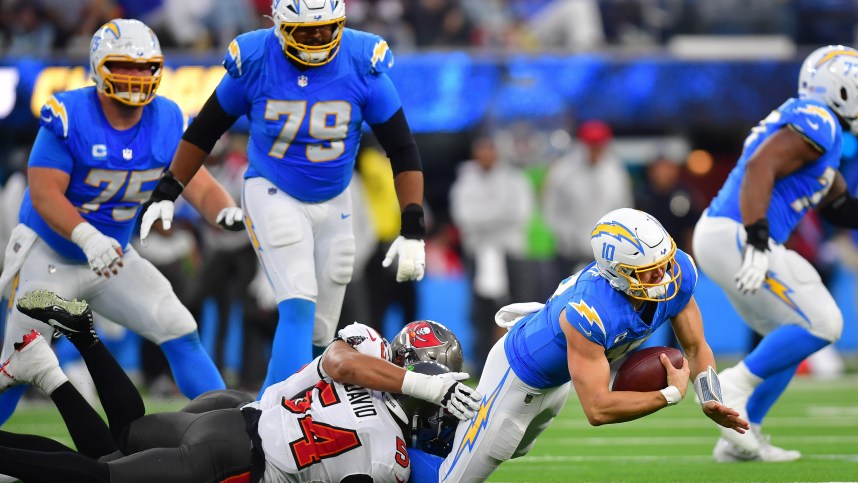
(278, 19, 345, 66)
(97, 58, 163, 107)
(612, 239, 681, 302)
(271, 0, 347, 67)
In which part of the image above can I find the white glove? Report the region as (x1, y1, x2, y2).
(216, 207, 245, 231)
(382, 236, 425, 282)
(139, 200, 174, 246)
(401, 370, 482, 420)
(735, 245, 768, 294)
(71, 222, 123, 277)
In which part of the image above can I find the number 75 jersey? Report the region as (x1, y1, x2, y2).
(251, 376, 410, 482)
(218, 27, 401, 203)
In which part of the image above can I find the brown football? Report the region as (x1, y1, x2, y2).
(611, 346, 684, 392)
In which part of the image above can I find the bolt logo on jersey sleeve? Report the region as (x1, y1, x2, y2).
(219, 28, 401, 203)
(19, 87, 185, 262)
(503, 249, 698, 389)
(707, 98, 842, 243)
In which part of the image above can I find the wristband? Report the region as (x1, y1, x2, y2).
(70, 222, 99, 247)
(151, 170, 185, 202)
(693, 366, 724, 404)
(744, 218, 769, 252)
(400, 203, 425, 239)
(660, 385, 682, 406)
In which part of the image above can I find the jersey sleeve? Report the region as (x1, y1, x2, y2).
(565, 297, 608, 347)
(220, 30, 266, 110)
(39, 94, 71, 139)
(365, 35, 394, 75)
(215, 72, 251, 117)
(27, 126, 75, 173)
(364, 73, 403, 125)
(786, 101, 839, 153)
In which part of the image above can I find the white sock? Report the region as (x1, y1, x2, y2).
(732, 361, 763, 391)
(35, 366, 69, 395)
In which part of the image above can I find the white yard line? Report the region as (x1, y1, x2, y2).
(544, 435, 858, 446)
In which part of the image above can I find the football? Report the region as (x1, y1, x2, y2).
(611, 346, 684, 392)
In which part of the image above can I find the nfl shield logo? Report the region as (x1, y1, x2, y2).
(298, 75, 308, 88)
(122, 148, 133, 160)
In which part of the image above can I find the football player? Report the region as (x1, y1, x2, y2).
(0, 290, 479, 482)
(0, 19, 241, 424)
(407, 208, 749, 482)
(693, 45, 858, 462)
(139, 0, 427, 392)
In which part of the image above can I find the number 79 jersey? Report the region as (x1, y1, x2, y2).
(707, 97, 842, 243)
(217, 27, 401, 203)
(251, 374, 410, 482)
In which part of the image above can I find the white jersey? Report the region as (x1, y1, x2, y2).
(249, 357, 411, 483)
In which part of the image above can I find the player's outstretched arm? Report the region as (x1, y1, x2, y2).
(322, 340, 481, 420)
(561, 311, 690, 425)
(182, 166, 244, 231)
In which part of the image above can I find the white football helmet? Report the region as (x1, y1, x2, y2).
(802, 45, 858, 132)
(590, 208, 681, 302)
(89, 19, 163, 107)
(798, 45, 847, 97)
(271, 0, 346, 66)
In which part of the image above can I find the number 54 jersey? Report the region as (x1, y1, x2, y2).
(250, 374, 410, 482)
(216, 27, 401, 203)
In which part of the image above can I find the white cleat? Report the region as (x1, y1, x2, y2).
(717, 366, 760, 453)
(713, 437, 759, 462)
(752, 426, 801, 462)
(0, 330, 64, 394)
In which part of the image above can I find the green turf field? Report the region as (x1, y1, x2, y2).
(4, 376, 857, 482)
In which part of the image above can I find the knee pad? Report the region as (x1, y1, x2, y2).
(153, 295, 198, 343)
(327, 235, 355, 285)
(784, 251, 822, 285)
(811, 304, 843, 343)
(488, 415, 525, 461)
(264, 208, 303, 248)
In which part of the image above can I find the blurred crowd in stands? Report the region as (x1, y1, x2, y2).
(2, 0, 858, 57)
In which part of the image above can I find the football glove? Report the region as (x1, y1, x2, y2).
(401, 370, 482, 420)
(139, 200, 174, 246)
(71, 222, 123, 277)
(735, 245, 768, 294)
(382, 236, 425, 282)
(216, 207, 245, 231)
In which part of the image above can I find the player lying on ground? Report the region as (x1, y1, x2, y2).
(0, 290, 480, 482)
(406, 208, 749, 483)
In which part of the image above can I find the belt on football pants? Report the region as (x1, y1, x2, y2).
(241, 406, 265, 483)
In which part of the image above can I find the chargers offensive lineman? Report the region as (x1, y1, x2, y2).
(0, 19, 241, 423)
(407, 208, 748, 482)
(0, 290, 479, 483)
(139, 0, 427, 391)
(693, 45, 858, 462)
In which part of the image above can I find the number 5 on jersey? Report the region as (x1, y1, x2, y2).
(265, 100, 351, 162)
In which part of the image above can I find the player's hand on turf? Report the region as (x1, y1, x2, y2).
(382, 236, 425, 282)
(216, 207, 245, 231)
(662, 353, 690, 397)
(702, 400, 749, 433)
(71, 222, 124, 277)
(735, 245, 768, 294)
(139, 200, 174, 246)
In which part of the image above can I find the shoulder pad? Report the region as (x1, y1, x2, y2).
(345, 29, 394, 75)
(40, 94, 70, 139)
(566, 297, 608, 346)
(223, 29, 270, 79)
(675, 249, 698, 294)
(786, 99, 840, 152)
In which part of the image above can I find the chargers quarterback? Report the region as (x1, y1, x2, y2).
(140, 0, 427, 392)
(693, 45, 858, 462)
(0, 19, 241, 423)
(0, 290, 479, 482)
(406, 208, 747, 482)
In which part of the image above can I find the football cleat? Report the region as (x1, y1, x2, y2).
(716, 366, 760, 453)
(0, 330, 63, 394)
(16, 289, 97, 343)
(752, 426, 801, 462)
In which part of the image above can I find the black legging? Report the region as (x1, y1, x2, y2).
(0, 339, 256, 483)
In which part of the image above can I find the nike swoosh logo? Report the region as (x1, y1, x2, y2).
(576, 322, 592, 337)
(808, 120, 819, 130)
(366, 329, 377, 341)
(40, 115, 52, 123)
(49, 318, 79, 333)
(341, 213, 351, 219)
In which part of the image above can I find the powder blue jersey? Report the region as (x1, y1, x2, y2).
(505, 249, 698, 389)
(216, 27, 400, 203)
(707, 98, 841, 243)
(19, 87, 185, 262)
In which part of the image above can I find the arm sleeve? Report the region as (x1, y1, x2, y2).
(182, 85, 241, 154)
(369, 108, 422, 175)
(27, 127, 75, 173)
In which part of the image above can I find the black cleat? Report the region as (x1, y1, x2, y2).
(16, 289, 97, 343)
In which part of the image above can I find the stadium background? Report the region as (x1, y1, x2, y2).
(1, 0, 857, 390)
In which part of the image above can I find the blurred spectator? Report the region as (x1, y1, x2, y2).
(528, 0, 605, 51)
(2, 2, 55, 57)
(346, 0, 412, 48)
(38, 0, 117, 54)
(634, 155, 701, 253)
(402, 0, 473, 47)
(450, 135, 534, 371)
(185, 134, 256, 387)
(543, 120, 632, 275)
(205, 0, 257, 50)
